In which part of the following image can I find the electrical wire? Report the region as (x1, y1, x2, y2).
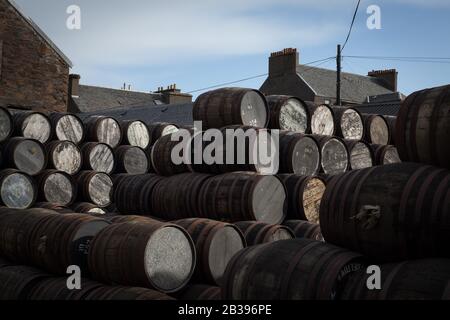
(186, 56, 336, 94)
(341, 0, 361, 52)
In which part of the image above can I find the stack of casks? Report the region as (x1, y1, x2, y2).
(221, 85, 450, 301)
(1, 84, 448, 301)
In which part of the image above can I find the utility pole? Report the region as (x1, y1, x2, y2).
(336, 44, 342, 106)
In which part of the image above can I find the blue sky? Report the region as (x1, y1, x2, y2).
(14, 0, 450, 98)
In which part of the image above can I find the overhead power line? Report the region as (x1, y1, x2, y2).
(344, 55, 450, 64)
(186, 56, 336, 94)
(341, 0, 361, 53)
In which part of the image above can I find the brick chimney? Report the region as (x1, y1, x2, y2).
(69, 74, 81, 97)
(156, 84, 192, 104)
(269, 48, 299, 77)
(368, 69, 398, 92)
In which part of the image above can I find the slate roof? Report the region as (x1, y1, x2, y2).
(70, 85, 165, 113)
(78, 103, 194, 127)
(354, 102, 402, 116)
(297, 65, 394, 104)
(7, 0, 73, 67)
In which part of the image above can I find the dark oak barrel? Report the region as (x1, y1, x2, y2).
(342, 259, 450, 300)
(120, 120, 151, 149)
(332, 107, 365, 141)
(278, 132, 321, 176)
(114, 174, 165, 215)
(313, 135, 349, 175)
(75, 171, 113, 207)
(46, 140, 82, 175)
(283, 220, 324, 241)
(80, 142, 115, 174)
(362, 114, 390, 145)
(396, 85, 450, 169)
(114, 145, 149, 174)
(29, 213, 110, 274)
(0, 208, 110, 274)
(3, 137, 47, 175)
(193, 87, 269, 129)
(71, 202, 107, 215)
(37, 170, 77, 206)
(320, 163, 450, 262)
(199, 172, 287, 224)
(12, 111, 52, 143)
(83, 116, 122, 148)
(151, 132, 191, 176)
(148, 122, 179, 145)
(0, 264, 49, 300)
(344, 140, 374, 170)
(88, 220, 196, 293)
(370, 144, 401, 165)
(188, 126, 278, 175)
(49, 112, 85, 144)
(173, 218, 246, 285)
(277, 174, 326, 223)
(151, 173, 211, 220)
(235, 221, 294, 246)
(384, 115, 397, 146)
(0, 107, 13, 143)
(266, 95, 310, 133)
(178, 285, 222, 300)
(0, 208, 57, 263)
(222, 239, 364, 300)
(0, 169, 37, 209)
(311, 104, 335, 136)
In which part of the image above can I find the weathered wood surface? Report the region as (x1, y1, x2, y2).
(12, 112, 51, 143)
(193, 88, 269, 129)
(76, 171, 113, 208)
(81, 142, 115, 174)
(88, 221, 196, 293)
(362, 114, 390, 145)
(311, 105, 335, 136)
(151, 133, 190, 176)
(173, 218, 246, 285)
(0, 169, 36, 209)
(37, 170, 76, 206)
(313, 135, 349, 175)
(3, 137, 46, 176)
(84, 116, 122, 148)
(49, 113, 84, 144)
(147, 123, 179, 145)
(114, 146, 149, 174)
(278, 132, 320, 176)
(266, 95, 309, 133)
(396, 85, 450, 169)
(370, 144, 401, 165)
(278, 174, 326, 223)
(344, 140, 374, 170)
(333, 107, 364, 140)
(46, 141, 82, 175)
(121, 120, 151, 149)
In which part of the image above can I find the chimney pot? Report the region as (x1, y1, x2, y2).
(69, 74, 80, 97)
